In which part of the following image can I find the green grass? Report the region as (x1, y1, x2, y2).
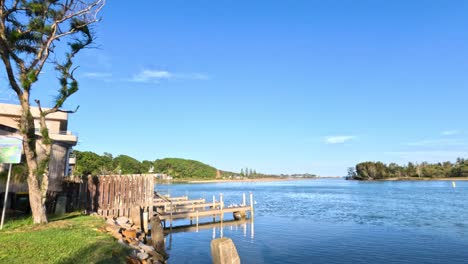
(0, 212, 130, 264)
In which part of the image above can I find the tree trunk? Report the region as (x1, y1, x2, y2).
(20, 95, 49, 224)
(27, 173, 48, 224)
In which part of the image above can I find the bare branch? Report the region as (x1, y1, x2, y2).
(29, 0, 105, 76)
(57, 105, 80, 114)
(0, 52, 23, 96)
(35, 99, 80, 116)
(34, 99, 44, 114)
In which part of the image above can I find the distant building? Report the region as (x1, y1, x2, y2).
(0, 103, 78, 192)
(154, 173, 173, 180)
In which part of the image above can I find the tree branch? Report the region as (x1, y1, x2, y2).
(35, 99, 80, 116)
(0, 52, 23, 96)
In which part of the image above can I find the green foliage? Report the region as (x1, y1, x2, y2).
(113, 155, 143, 174)
(74, 151, 114, 176)
(74, 151, 146, 176)
(353, 158, 468, 180)
(153, 158, 217, 179)
(141, 160, 154, 173)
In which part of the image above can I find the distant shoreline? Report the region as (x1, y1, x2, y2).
(360, 177, 468, 181)
(173, 177, 330, 184)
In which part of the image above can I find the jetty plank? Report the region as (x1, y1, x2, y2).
(154, 198, 206, 207)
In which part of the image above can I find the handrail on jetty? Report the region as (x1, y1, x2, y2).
(154, 192, 174, 230)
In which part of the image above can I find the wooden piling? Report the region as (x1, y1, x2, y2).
(249, 192, 254, 219)
(196, 210, 199, 230)
(213, 195, 216, 222)
(220, 193, 224, 222)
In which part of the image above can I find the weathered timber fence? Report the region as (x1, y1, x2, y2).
(0, 181, 28, 193)
(63, 174, 155, 226)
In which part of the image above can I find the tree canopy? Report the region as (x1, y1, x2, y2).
(0, 0, 105, 224)
(153, 158, 217, 179)
(349, 158, 468, 180)
(73, 152, 218, 179)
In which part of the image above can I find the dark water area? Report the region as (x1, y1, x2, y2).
(156, 179, 468, 264)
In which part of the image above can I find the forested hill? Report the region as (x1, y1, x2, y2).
(72, 151, 219, 179)
(348, 158, 468, 180)
(154, 158, 217, 179)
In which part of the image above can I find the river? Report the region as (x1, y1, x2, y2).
(156, 179, 468, 264)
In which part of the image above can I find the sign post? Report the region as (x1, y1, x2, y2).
(0, 136, 23, 230)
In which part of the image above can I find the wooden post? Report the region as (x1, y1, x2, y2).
(196, 210, 199, 231)
(102, 176, 109, 216)
(119, 175, 124, 216)
(148, 175, 154, 217)
(213, 195, 216, 222)
(98, 176, 104, 215)
(220, 193, 224, 222)
(143, 212, 149, 233)
(109, 176, 115, 216)
(86, 175, 93, 212)
(249, 192, 254, 219)
(126, 175, 131, 217)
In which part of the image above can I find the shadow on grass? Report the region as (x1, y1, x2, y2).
(1, 212, 84, 231)
(49, 212, 85, 222)
(59, 241, 130, 264)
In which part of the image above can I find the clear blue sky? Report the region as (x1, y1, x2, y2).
(2, 0, 468, 176)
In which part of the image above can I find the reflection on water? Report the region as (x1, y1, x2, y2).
(158, 179, 468, 264)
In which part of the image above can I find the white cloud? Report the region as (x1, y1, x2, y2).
(133, 70, 172, 82)
(441, 130, 461, 136)
(131, 69, 209, 83)
(324, 136, 355, 144)
(83, 72, 112, 79)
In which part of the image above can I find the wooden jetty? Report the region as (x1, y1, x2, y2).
(153, 195, 188, 202)
(153, 198, 206, 207)
(154, 192, 255, 229)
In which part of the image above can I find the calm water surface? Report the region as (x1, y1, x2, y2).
(156, 179, 468, 264)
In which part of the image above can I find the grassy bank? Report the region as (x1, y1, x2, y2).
(0, 212, 129, 264)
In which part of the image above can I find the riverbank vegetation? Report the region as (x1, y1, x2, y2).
(348, 158, 468, 180)
(0, 212, 128, 263)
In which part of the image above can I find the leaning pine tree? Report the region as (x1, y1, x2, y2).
(0, 0, 105, 224)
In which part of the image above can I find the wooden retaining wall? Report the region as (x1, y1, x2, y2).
(63, 174, 155, 224)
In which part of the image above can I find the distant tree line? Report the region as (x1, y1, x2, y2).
(347, 158, 468, 180)
(220, 167, 316, 179)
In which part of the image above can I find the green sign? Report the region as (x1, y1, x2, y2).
(0, 136, 23, 164)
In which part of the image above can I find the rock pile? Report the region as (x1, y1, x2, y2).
(103, 216, 167, 264)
